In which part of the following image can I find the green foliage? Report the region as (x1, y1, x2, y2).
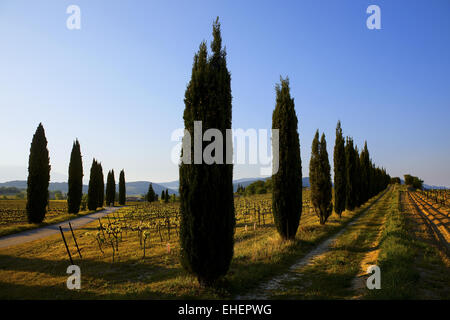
(26, 123, 50, 223)
(345, 137, 390, 211)
(87, 159, 104, 210)
(244, 179, 272, 196)
(179, 18, 235, 286)
(345, 137, 357, 211)
(235, 184, 245, 195)
(87, 160, 98, 210)
(164, 189, 169, 203)
(359, 141, 371, 205)
(0, 187, 23, 195)
(97, 163, 104, 208)
(119, 170, 126, 205)
(147, 183, 156, 202)
(390, 177, 401, 184)
(309, 131, 333, 225)
(271, 77, 302, 239)
(105, 169, 116, 206)
(333, 121, 346, 217)
(67, 139, 83, 213)
(404, 174, 423, 189)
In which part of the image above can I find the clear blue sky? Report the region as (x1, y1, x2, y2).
(0, 0, 449, 186)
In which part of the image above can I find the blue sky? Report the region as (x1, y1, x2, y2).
(0, 0, 449, 186)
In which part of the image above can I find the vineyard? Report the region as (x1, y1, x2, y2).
(417, 189, 450, 209)
(0, 200, 67, 227)
(0, 200, 93, 237)
(0, 185, 448, 299)
(84, 191, 313, 263)
(0, 188, 383, 299)
(408, 190, 449, 254)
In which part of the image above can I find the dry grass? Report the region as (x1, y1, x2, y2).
(0, 190, 375, 299)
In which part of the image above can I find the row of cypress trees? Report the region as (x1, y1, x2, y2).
(88, 164, 126, 209)
(160, 189, 170, 202)
(333, 122, 391, 215)
(25, 123, 126, 223)
(310, 120, 392, 225)
(179, 19, 392, 286)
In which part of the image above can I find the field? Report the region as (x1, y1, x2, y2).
(0, 185, 447, 299)
(0, 200, 99, 237)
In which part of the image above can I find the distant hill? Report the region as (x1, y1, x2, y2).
(0, 177, 313, 196)
(5, 176, 442, 197)
(0, 180, 176, 196)
(232, 177, 310, 191)
(125, 181, 177, 196)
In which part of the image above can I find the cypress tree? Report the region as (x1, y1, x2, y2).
(333, 121, 346, 218)
(105, 170, 115, 206)
(26, 123, 51, 223)
(147, 183, 155, 202)
(119, 169, 126, 205)
(360, 141, 370, 204)
(345, 138, 357, 211)
(179, 18, 235, 286)
(310, 131, 333, 225)
(271, 77, 302, 239)
(87, 159, 99, 210)
(161, 190, 165, 202)
(165, 189, 169, 203)
(97, 163, 104, 208)
(67, 139, 83, 214)
(354, 145, 362, 206)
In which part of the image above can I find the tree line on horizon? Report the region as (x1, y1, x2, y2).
(25, 124, 126, 223)
(145, 184, 174, 203)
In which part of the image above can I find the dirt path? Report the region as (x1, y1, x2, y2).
(350, 207, 387, 298)
(236, 187, 391, 300)
(0, 207, 122, 249)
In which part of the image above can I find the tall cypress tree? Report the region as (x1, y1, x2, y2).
(345, 138, 356, 211)
(105, 170, 115, 206)
(165, 189, 169, 203)
(319, 133, 333, 224)
(87, 159, 98, 210)
(97, 162, 104, 208)
(119, 169, 126, 205)
(333, 121, 346, 218)
(179, 18, 235, 286)
(271, 77, 302, 239)
(26, 123, 50, 223)
(354, 145, 362, 207)
(147, 183, 155, 202)
(161, 190, 165, 201)
(309, 131, 333, 225)
(67, 139, 83, 214)
(360, 141, 370, 204)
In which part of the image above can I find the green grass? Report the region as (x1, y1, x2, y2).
(365, 187, 449, 299)
(267, 186, 393, 299)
